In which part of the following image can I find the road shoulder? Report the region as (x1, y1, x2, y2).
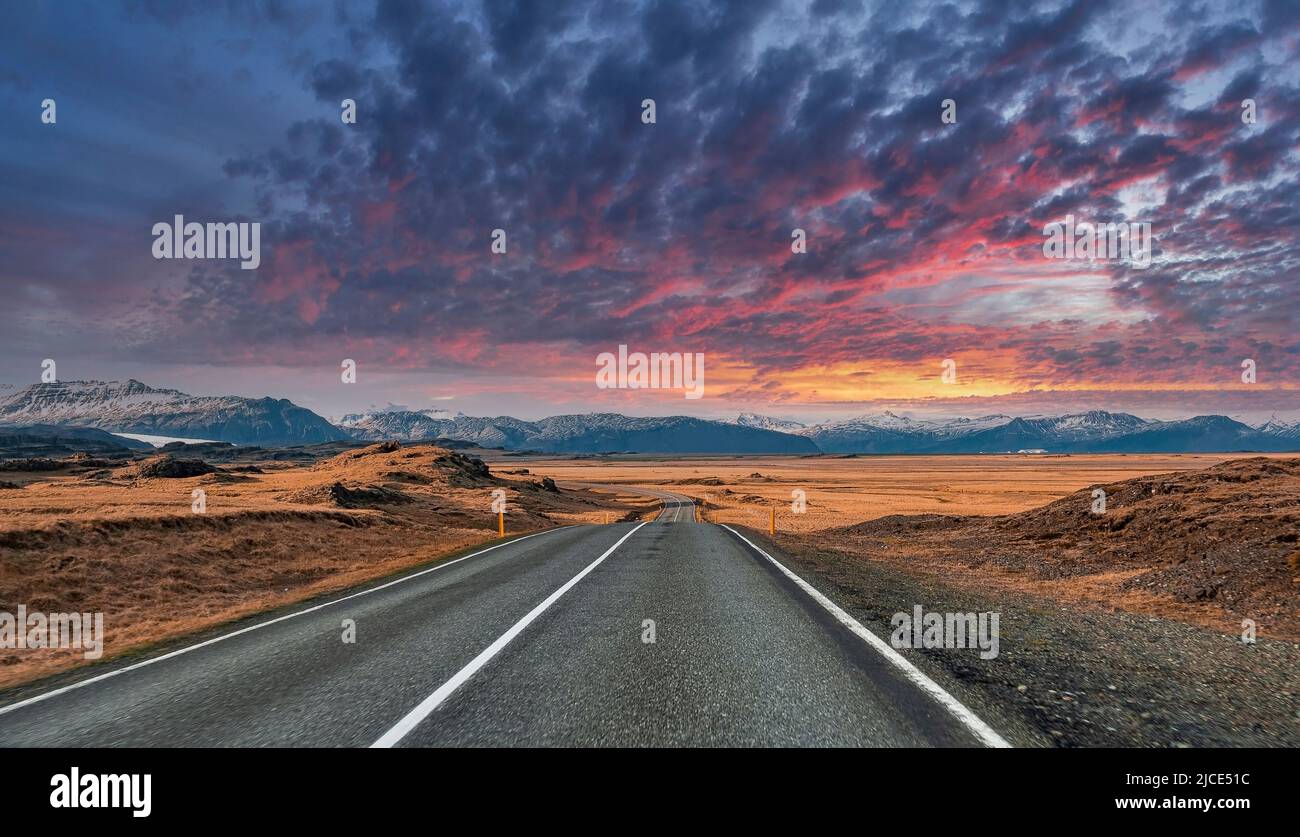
(734, 526, 1300, 748)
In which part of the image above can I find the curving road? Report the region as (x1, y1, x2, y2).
(0, 492, 1008, 747)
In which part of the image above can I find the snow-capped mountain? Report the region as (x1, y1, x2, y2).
(919, 411, 1150, 453)
(1256, 417, 1300, 439)
(343, 411, 538, 447)
(527, 414, 819, 453)
(733, 413, 808, 432)
(341, 406, 1221, 455)
(336, 405, 455, 425)
(770, 409, 1297, 454)
(335, 411, 453, 442)
(5, 380, 1295, 454)
(800, 411, 1014, 453)
(341, 407, 1296, 454)
(1035, 410, 1150, 437)
(341, 409, 819, 454)
(1081, 415, 1277, 453)
(0, 380, 348, 445)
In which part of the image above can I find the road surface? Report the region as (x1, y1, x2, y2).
(0, 492, 1008, 747)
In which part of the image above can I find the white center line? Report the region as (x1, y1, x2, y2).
(371, 520, 649, 748)
(722, 525, 1012, 749)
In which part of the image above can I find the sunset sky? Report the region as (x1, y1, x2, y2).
(1, 0, 1297, 423)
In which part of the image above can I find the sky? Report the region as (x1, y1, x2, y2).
(0, 0, 1297, 423)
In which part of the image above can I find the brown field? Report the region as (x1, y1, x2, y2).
(518, 452, 1300, 640)
(2, 447, 1295, 689)
(518, 452, 1279, 528)
(0, 443, 652, 688)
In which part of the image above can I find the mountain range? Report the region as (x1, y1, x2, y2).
(0, 380, 1296, 454)
(340, 409, 819, 454)
(0, 380, 347, 445)
(736, 409, 1300, 454)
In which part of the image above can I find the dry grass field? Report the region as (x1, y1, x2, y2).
(2, 446, 1295, 689)
(523, 452, 1300, 640)
(0, 443, 652, 688)
(521, 452, 1275, 529)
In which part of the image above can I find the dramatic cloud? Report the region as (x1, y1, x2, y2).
(0, 0, 1296, 420)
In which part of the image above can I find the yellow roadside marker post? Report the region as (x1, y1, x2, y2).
(769, 506, 775, 536)
(498, 510, 505, 537)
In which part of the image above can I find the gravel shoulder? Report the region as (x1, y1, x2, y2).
(751, 527, 1300, 748)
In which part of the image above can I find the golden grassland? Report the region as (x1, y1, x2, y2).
(2, 447, 1294, 688)
(523, 452, 1280, 529)
(0, 444, 653, 688)
(526, 452, 1300, 640)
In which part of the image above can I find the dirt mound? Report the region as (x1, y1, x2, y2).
(837, 513, 974, 537)
(330, 440, 401, 461)
(286, 481, 412, 509)
(998, 458, 1300, 612)
(197, 472, 258, 484)
(314, 442, 493, 488)
(133, 455, 219, 479)
(436, 451, 493, 487)
(283, 442, 507, 509)
(379, 469, 433, 483)
(829, 457, 1300, 637)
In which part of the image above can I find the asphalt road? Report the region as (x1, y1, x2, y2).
(0, 493, 1008, 747)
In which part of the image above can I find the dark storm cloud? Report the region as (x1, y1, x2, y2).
(0, 0, 1296, 408)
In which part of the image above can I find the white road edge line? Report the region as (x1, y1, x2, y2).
(721, 524, 1013, 749)
(372, 520, 649, 748)
(0, 525, 576, 717)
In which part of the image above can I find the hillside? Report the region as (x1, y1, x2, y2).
(0, 440, 652, 687)
(0, 424, 153, 458)
(824, 457, 1300, 638)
